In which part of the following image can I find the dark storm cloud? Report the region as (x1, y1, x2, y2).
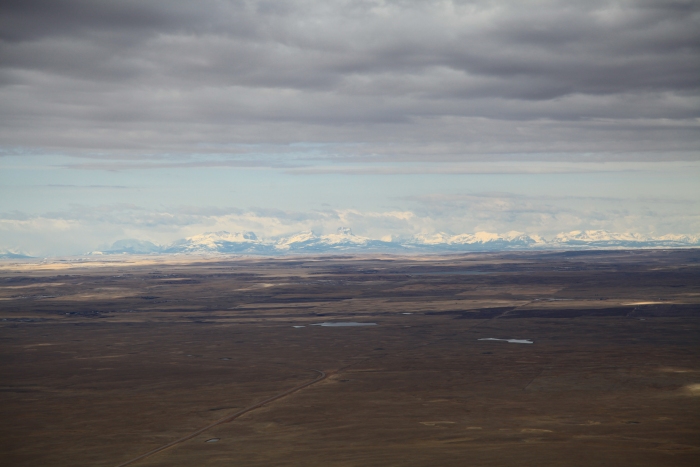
(1, 0, 698, 161)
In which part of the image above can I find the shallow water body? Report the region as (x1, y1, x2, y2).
(478, 338, 533, 344)
(407, 270, 491, 276)
(312, 322, 377, 327)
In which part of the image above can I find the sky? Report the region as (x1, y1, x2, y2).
(1, 0, 699, 255)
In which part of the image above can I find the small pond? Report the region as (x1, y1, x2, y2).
(478, 338, 533, 344)
(408, 270, 491, 276)
(312, 322, 377, 327)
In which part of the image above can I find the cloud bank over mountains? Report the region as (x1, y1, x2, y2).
(2, 196, 700, 257)
(3, 200, 699, 257)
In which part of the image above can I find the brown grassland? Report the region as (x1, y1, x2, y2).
(1, 250, 699, 466)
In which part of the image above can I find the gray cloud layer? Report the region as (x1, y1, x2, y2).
(1, 0, 698, 161)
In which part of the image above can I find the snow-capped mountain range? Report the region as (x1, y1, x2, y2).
(89, 228, 700, 256)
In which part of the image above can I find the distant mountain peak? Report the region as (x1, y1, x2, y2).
(103, 239, 161, 254)
(409, 231, 543, 247)
(0, 249, 32, 259)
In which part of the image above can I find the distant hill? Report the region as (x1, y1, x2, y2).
(0, 250, 32, 259)
(101, 239, 162, 255)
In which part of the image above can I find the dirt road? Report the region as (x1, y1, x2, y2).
(114, 369, 327, 467)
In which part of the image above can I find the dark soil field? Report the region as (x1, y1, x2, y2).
(1, 250, 699, 466)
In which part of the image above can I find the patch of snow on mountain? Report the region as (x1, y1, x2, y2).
(410, 231, 543, 247)
(275, 231, 318, 250)
(319, 227, 370, 245)
(411, 232, 453, 245)
(655, 233, 699, 243)
(165, 231, 266, 254)
(553, 230, 649, 243)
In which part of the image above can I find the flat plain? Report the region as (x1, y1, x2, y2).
(1, 250, 699, 466)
